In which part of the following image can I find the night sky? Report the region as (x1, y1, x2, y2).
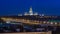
(0, 0, 60, 16)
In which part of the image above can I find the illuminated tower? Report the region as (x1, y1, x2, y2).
(29, 7, 33, 15)
(24, 7, 38, 16)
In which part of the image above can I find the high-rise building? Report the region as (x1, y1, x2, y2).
(24, 7, 38, 16)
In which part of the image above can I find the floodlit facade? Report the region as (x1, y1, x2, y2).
(24, 7, 38, 16)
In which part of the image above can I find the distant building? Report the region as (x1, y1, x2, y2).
(24, 7, 38, 16)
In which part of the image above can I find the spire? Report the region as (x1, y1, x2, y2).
(29, 7, 33, 15)
(29, 7, 32, 11)
(24, 6, 38, 16)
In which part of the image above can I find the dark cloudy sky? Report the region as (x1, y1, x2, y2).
(0, 0, 60, 16)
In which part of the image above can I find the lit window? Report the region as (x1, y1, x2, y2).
(43, 21, 46, 23)
(50, 22, 53, 24)
(47, 22, 50, 24)
(55, 22, 57, 25)
(6, 21, 10, 23)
